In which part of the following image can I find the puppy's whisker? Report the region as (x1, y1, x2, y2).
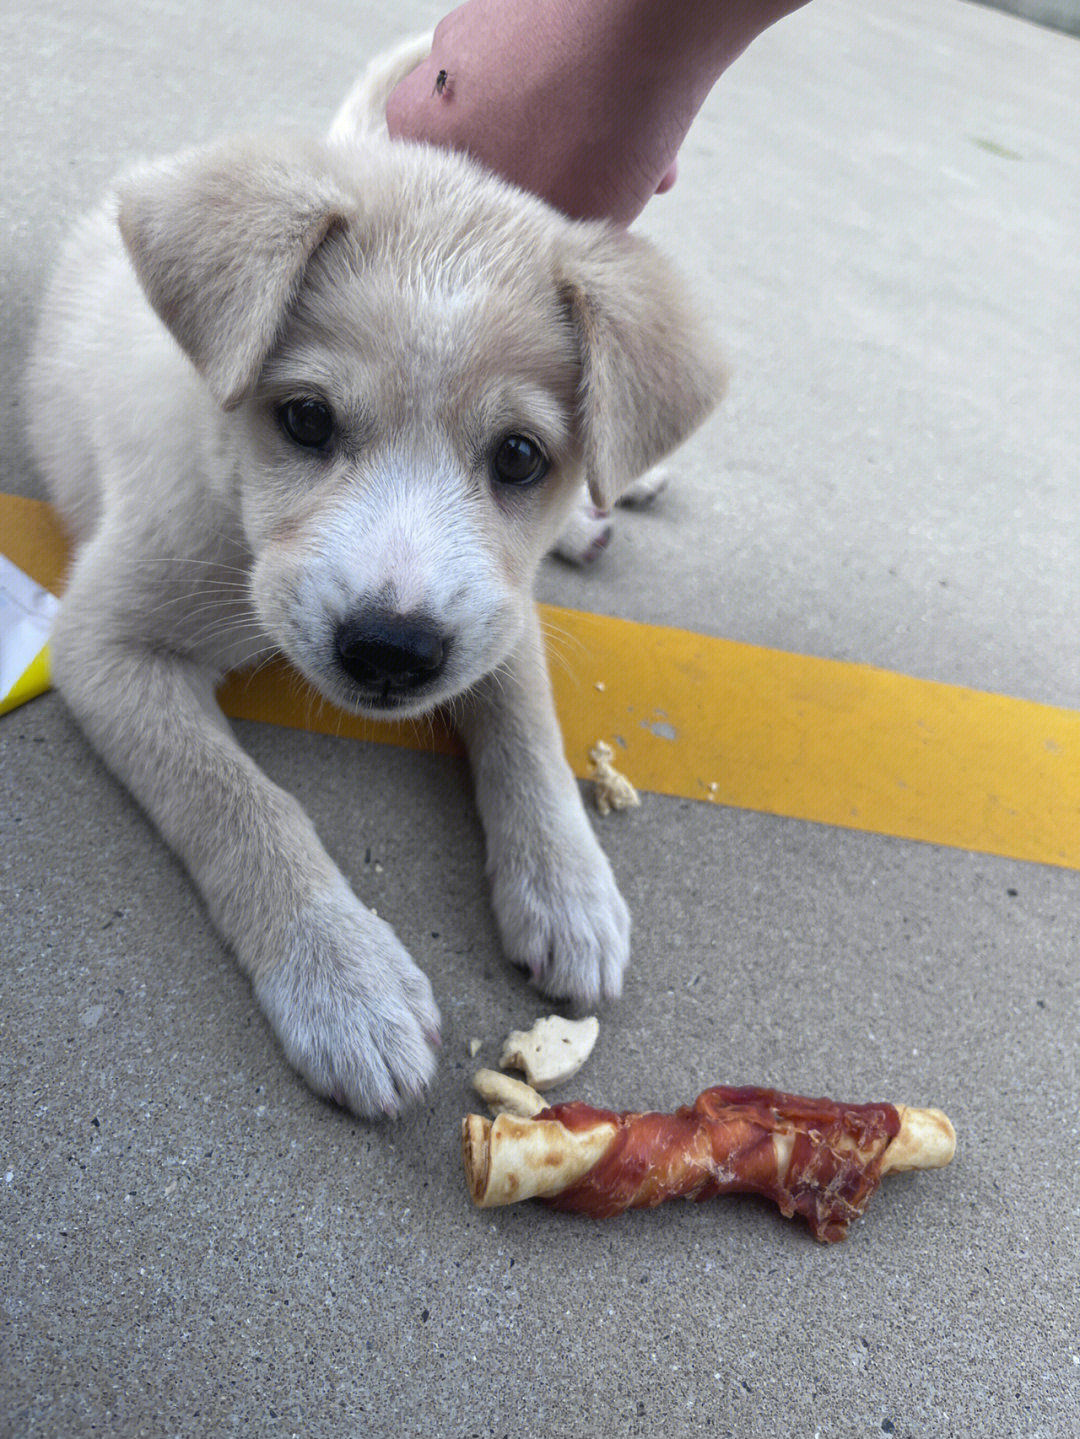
(538, 623, 590, 692)
(540, 644, 577, 688)
(133, 588, 251, 626)
(406, 710, 434, 751)
(539, 617, 590, 663)
(228, 648, 285, 694)
(421, 708, 443, 747)
(299, 680, 337, 738)
(440, 693, 464, 738)
(175, 604, 259, 639)
(539, 616, 583, 643)
(181, 619, 269, 657)
(286, 665, 321, 728)
(182, 609, 263, 640)
(132, 556, 254, 579)
(483, 660, 513, 702)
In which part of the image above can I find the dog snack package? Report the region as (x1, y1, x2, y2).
(0, 552, 58, 716)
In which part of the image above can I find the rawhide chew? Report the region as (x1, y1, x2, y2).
(461, 1084, 955, 1243)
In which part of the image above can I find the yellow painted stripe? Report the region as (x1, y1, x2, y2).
(4, 493, 1078, 870)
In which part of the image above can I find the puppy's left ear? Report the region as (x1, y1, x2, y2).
(116, 132, 352, 409)
(560, 228, 728, 510)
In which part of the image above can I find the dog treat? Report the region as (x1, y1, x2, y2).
(499, 1015, 600, 1090)
(588, 741, 640, 816)
(461, 1084, 956, 1242)
(473, 1067, 547, 1117)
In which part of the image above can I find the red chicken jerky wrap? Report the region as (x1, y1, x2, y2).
(461, 1084, 955, 1242)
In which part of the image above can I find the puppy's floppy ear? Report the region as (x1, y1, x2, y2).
(116, 132, 352, 409)
(560, 228, 728, 510)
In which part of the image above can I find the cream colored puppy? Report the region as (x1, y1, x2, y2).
(26, 43, 726, 1116)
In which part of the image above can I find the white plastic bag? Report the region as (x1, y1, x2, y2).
(0, 552, 58, 715)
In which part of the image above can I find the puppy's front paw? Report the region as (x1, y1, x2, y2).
(489, 814, 630, 1006)
(253, 880, 441, 1117)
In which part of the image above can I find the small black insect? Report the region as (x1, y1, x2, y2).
(432, 68, 452, 98)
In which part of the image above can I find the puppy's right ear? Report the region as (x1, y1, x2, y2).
(116, 133, 352, 409)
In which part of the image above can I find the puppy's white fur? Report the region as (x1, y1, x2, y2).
(25, 43, 727, 1116)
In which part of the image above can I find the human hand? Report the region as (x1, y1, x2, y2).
(385, 0, 809, 225)
(385, 1, 699, 224)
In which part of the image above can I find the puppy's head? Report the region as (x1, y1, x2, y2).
(117, 132, 726, 717)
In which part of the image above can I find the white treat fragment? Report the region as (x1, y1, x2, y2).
(588, 740, 640, 817)
(468, 1038, 482, 1059)
(472, 1068, 546, 1117)
(499, 1014, 600, 1090)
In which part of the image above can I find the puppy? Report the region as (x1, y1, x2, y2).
(25, 42, 726, 1116)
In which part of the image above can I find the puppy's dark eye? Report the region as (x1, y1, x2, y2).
(278, 397, 334, 450)
(490, 434, 550, 488)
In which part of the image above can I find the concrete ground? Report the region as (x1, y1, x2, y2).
(2, 1, 1078, 1435)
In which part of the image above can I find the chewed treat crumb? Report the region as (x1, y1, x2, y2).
(473, 1068, 546, 1117)
(588, 740, 641, 816)
(499, 1015, 600, 1090)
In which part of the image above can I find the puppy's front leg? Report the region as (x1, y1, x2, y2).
(458, 608, 630, 1005)
(50, 564, 440, 1116)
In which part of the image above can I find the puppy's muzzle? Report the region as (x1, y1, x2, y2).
(335, 611, 448, 699)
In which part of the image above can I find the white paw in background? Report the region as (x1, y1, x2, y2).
(617, 463, 671, 510)
(551, 463, 672, 565)
(254, 878, 441, 1117)
(551, 503, 613, 565)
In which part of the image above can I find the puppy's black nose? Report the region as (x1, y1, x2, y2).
(335, 612, 447, 695)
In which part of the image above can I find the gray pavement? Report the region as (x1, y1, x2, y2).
(2, 2, 1078, 1435)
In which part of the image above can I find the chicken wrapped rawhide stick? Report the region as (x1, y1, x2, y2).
(462, 1080, 955, 1243)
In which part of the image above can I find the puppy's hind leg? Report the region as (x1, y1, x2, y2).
(550, 464, 671, 565)
(550, 502, 614, 566)
(617, 462, 671, 510)
(52, 534, 441, 1117)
